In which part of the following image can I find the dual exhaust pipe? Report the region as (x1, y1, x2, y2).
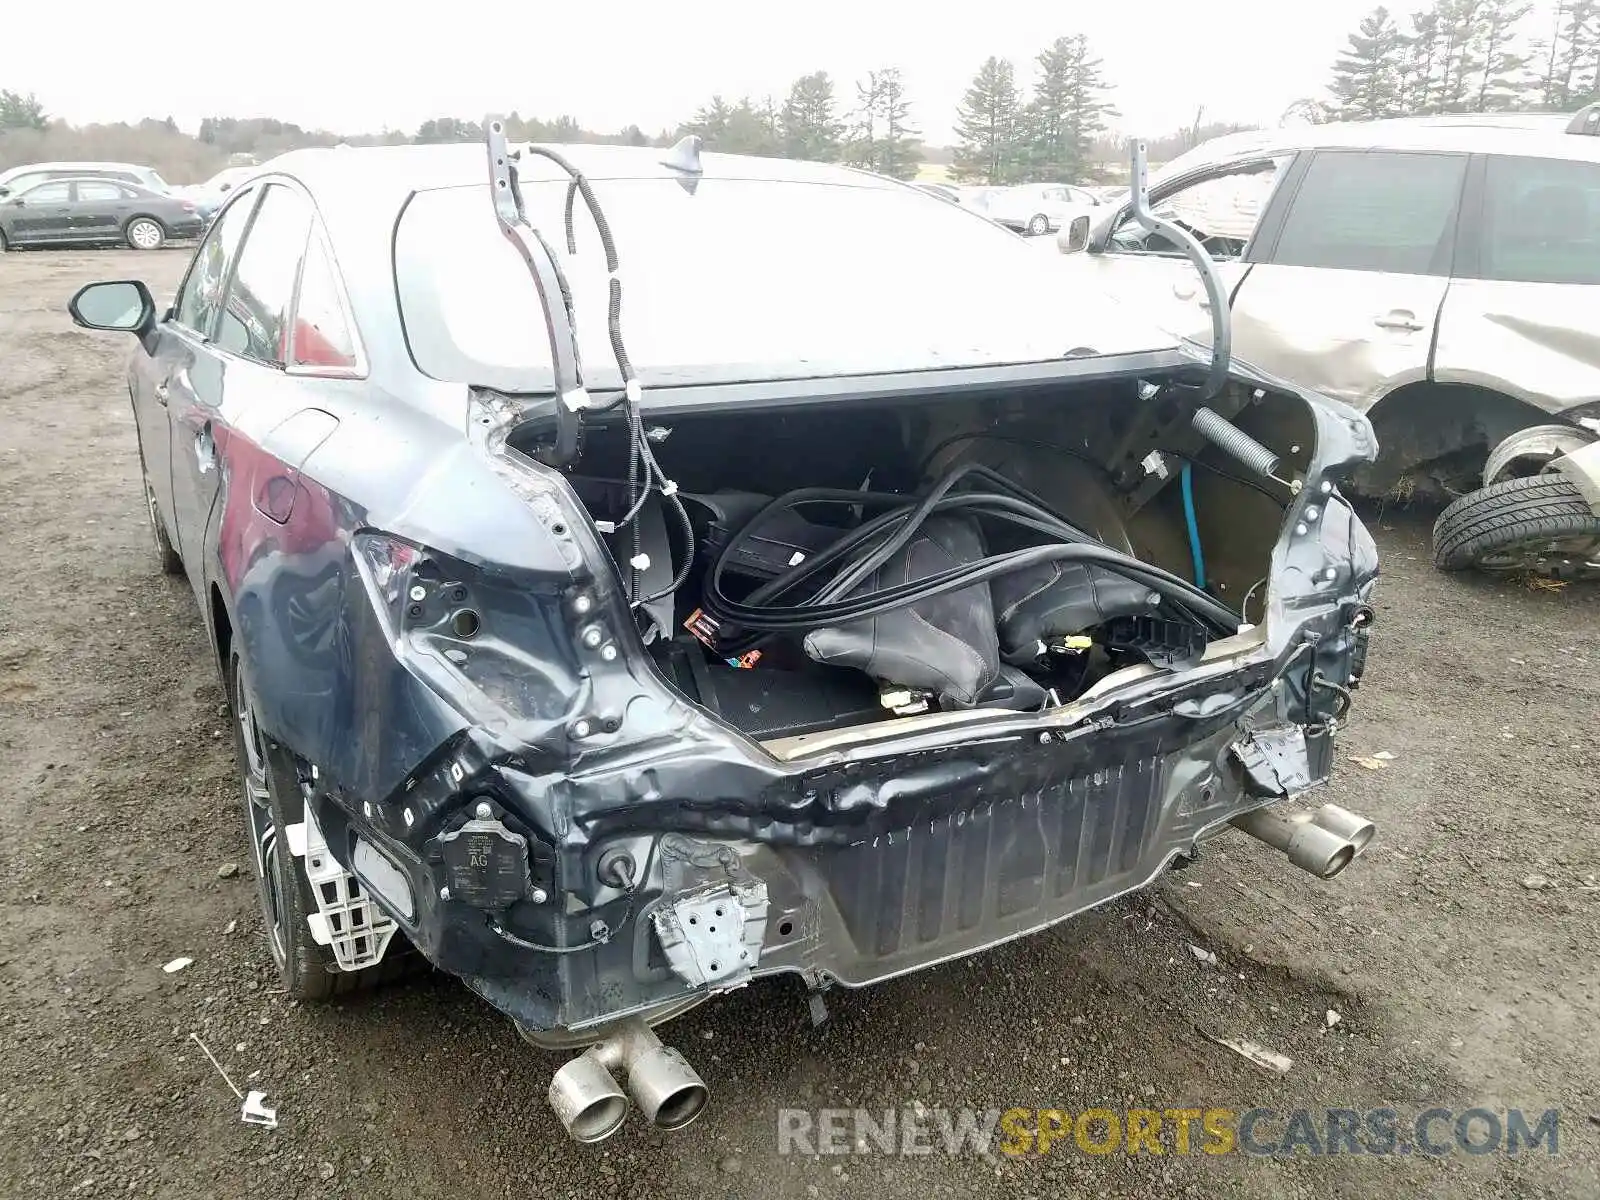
(544, 803, 1372, 1142)
(1230, 802, 1375, 879)
(547, 1018, 709, 1143)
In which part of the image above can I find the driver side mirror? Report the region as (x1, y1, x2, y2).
(68, 280, 159, 353)
(1058, 214, 1092, 254)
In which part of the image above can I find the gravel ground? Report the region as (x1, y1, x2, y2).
(1, 249, 1597, 1200)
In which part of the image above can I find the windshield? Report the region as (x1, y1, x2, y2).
(393, 174, 1172, 392)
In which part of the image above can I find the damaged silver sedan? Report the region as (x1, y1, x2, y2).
(67, 125, 1380, 1143)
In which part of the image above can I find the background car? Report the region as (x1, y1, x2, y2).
(174, 164, 263, 216)
(1060, 117, 1600, 577)
(981, 182, 1104, 235)
(0, 159, 173, 198)
(0, 176, 205, 251)
(913, 181, 962, 204)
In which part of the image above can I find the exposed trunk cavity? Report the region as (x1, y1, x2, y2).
(511, 376, 1314, 744)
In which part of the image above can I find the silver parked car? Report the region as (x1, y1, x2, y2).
(1061, 118, 1600, 577)
(980, 182, 1105, 236)
(0, 159, 173, 199)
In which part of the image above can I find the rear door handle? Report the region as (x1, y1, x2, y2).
(1373, 311, 1425, 332)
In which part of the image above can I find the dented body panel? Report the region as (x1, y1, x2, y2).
(81, 142, 1382, 1050)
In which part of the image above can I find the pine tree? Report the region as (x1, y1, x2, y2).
(844, 74, 882, 170)
(1434, 0, 1490, 112)
(1549, 0, 1600, 104)
(1028, 35, 1116, 183)
(1474, 0, 1534, 109)
(845, 69, 923, 179)
(0, 89, 46, 131)
(686, 97, 781, 155)
(1398, 7, 1444, 112)
(951, 57, 1024, 183)
(683, 96, 734, 144)
(780, 71, 844, 162)
(1329, 7, 1408, 118)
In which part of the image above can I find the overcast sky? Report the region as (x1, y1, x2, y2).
(2, 1, 1453, 142)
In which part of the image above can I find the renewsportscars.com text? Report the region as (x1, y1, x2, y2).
(775, 1106, 1562, 1158)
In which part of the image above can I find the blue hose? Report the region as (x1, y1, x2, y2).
(1180, 462, 1207, 590)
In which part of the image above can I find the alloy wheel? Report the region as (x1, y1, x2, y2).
(235, 667, 288, 966)
(1476, 532, 1600, 578)
(128, 220, 162, 250)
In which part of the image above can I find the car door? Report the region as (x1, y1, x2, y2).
(3, 180, 74, 243)
(167, 182, 313, 605)
(1226, 148, 1469, 411)
(1431, 152, 1600, 418)
(70, 178, 135, 242)
(1073, 154, 1296, 345)
(140, 187, 259, 589)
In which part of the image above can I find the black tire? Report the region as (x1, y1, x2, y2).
(1026, 213, 1050, 236)
(226, 651, 413, 999)
(1432, 474, 1600, 574)
(124, 216, 166, 251)
(137, 449, 184, 575)
(0, 226, 8, 252)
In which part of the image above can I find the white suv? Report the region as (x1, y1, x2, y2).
(1062, 118, 1600, 577)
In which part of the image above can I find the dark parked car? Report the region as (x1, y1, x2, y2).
(1, 176, 204, 251)
(68, 129, 1380, 1145)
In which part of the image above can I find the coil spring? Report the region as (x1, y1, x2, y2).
(1191, 406, 1280, 478)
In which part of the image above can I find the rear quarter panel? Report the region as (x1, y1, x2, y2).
(1431, 277, 1600, 414)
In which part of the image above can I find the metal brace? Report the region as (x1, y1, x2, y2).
(651, 876, 770, 990)
(484, 114, 585, 467)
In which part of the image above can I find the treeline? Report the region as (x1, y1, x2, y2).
(5, 34, 1174, 191)
(1316, 0, 1600, 121)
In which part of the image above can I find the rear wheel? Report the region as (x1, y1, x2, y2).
(1432, 474, 1600, 578)
(1026, 213, 1050, 236)
(142, 471, 183, 575)
(227, 651, 411, 999)
(125, 217, 165, 250)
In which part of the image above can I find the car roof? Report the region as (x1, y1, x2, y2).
(248, 141, 1182, 392)
(0, 160, 152, 179)
(258, 140, 917, 271)
(26, 175, 157, 190)
(1174, 115, 1600, 171)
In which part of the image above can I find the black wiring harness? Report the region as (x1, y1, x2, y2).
(506, 145, 693, 609)
(699, 461, 1241, 658)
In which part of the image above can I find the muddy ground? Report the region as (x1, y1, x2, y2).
(1, 249, 1596, 1200)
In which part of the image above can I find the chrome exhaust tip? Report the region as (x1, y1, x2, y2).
(544, 1016, 709, 1141)
(548, 1054, 629, 1144)
(1309, 803, 1376, 856)
(627, 1042, 709, 1131)
(1230, 802, 1375, 880)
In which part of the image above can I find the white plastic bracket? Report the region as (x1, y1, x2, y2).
(285, 804, 398, 972)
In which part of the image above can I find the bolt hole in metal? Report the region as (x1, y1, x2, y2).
(450, 609, 481, 638)
(777, 919, 794, 937)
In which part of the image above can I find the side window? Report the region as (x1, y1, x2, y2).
(1479, 155, 1600, 285)
(1109, 156, 1292, 260)
(215, 184, 312, 367)
(1271, 150, 1467, 275)
(289, 234, 360, 371)
(174, 189, 256, 337)
(75, 180, 127, 203)
(18, 181, 71, 204)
